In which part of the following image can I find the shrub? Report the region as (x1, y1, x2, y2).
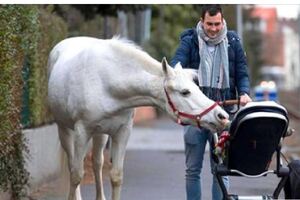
(0, 5, 67, 199)
(0, 5, 38, 199)
(26, 6, 68, 127)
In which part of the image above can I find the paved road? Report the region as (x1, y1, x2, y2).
(81, 151, 284, 200)
(33, 118, 286, 200)
(81, 118, 285, 200)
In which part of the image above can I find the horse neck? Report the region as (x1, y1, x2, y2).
(108, 40, 167, 111)
(130, 74, 166, 108)
(110, 61, 166, 111)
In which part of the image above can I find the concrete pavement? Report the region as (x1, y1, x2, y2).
(81, 150, 285, 200)
(81, 118, 285, 200)
(29, 117, 286, 199)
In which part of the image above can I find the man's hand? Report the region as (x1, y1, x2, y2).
(240, 93, 252, 106)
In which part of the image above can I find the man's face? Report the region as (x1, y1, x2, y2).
(201, 12, 223, 39)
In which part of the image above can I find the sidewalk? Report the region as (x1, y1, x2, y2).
(30, 117, 288, 199)
(126, 117, 185, 151)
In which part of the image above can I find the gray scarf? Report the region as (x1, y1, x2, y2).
(196, 20, 230, 101)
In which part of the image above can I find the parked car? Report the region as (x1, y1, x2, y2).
(254, 81, 278, 101)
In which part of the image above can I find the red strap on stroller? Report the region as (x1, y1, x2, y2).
(214, 131, 230, 157)
(216, 131, 230, 149)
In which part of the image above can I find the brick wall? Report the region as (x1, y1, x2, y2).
(133, 107, 157, 124)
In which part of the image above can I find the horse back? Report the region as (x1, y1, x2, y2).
(47, 37, 124, 128)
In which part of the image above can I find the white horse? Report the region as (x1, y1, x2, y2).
(47, 36, 229, 200)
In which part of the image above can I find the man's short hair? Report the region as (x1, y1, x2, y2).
(201, 4, 223, 20)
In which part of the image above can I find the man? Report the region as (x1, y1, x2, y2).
(170, 5, 252, 200)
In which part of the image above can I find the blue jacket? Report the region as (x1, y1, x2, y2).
(170, 28, 250, 100)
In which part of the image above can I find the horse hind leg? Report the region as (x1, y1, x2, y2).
(92, 134, 109, 200)
(58, 122, 91, 200)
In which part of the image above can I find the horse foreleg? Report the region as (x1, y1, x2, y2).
(92, 134, 109, 200)
(110, 123, 132, 200)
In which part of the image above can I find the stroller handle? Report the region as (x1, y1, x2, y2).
(219, 99, 240, 106)
(218, 99, 241, 115)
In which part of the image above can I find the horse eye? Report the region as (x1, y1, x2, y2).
(180, 89, 191, 97)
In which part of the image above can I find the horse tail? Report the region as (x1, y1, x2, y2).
(75, 186, 82, 200)
(58, 133, 83, 200)
(58, 138, 70, 199)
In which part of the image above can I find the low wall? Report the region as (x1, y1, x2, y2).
(0, 124, 64, 199)
(134, 107, 157, 123)
(23, 123, 63, 191)
(0, 107, 157, 198)
(0, 192, 11, 200)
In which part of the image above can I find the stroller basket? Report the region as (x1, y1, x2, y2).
(227, 101, 289, 175)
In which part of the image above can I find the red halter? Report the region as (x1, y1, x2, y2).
(164, 87, 220, 128)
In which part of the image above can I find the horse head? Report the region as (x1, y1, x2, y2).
(161, 58, 229, 132)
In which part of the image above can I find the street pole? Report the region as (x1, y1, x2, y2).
(236, 4, 243, 45)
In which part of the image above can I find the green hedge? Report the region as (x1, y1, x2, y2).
(0, 5, 39, 199)
(26, 6, 68, 127)
(0, 5, 67, 199)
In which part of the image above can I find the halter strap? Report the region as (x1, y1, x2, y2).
(164, 86, 220, 128)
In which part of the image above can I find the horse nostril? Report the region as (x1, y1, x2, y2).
(217, 113, 226, 120)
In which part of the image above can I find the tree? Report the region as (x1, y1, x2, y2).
(144, 5, 199, 61)
(144, 5, 237, 60)
(54, 5, 149, 39)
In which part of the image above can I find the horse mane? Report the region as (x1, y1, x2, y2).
(109, 36, 163, 76)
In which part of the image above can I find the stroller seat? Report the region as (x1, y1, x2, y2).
(227, 101, 289, 175)
(214, 101, 290, 200)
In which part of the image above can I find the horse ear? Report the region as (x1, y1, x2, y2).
(174, 62, 183, 70)
(162, 57, 168, 72)
(184, 69, 199, 85)
(162, 57, 175, 77)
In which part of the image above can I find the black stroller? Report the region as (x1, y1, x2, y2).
(213, 101, 291, 200)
